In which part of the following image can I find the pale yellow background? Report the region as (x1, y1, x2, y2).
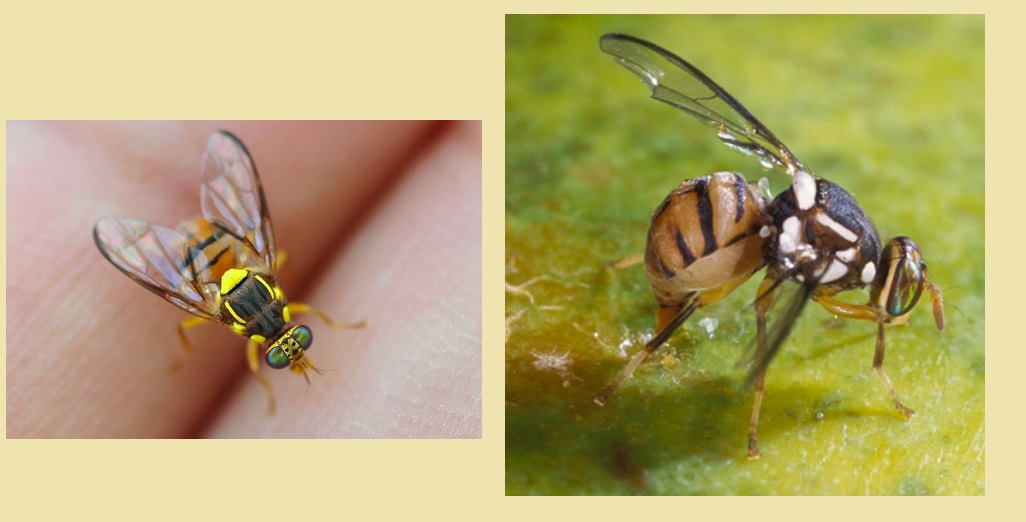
(0, 0, 1016, 516)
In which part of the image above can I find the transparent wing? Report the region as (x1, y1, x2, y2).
(199, 130, 276, 272)
(601, 33, 807, 176)
(743, 277, 816, 388)
(94, 217, 223, 320)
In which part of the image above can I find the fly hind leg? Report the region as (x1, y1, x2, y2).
(594, 274, 752, 407)
(593, 297, 697, 407)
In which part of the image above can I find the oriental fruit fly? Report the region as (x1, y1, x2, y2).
(94, 130, 365, 413)
(592, 34, 945, 459)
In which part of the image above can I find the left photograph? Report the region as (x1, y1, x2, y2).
(7, 121, 482, 438)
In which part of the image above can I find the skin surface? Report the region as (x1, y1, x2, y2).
(7, 120, 482, 438)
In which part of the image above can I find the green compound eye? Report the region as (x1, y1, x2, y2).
(265, 346, 290, 369)
(264, 326, 313, 370)
(292, 325, 313, 350)
(886, 258, 924, 317)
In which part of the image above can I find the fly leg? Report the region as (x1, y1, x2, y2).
(247, 339, 277, 415)
(814, 295, 914, 420)
(606, 252, 644, 269)
(594, 275, 752, 406)
(289, 303, 367, 330)
(169, 316, 210, 373)
(286, 303, 364, 383)
(873, 323, 914, 419)
(593, 298, 696, 406)
(748, 275, 781, 460)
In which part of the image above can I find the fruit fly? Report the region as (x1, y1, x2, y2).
(94, 130, 364, 413)
(592, 33, 945, 458)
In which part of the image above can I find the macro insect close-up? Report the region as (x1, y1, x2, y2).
(591, 33, 945, 459)
(9, 120, 482, 441)
(506, 15, 983, 495)
(93, 130, 365, 414)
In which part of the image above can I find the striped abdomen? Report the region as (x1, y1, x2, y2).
(644, 172, 769, 306)
(179, 219, 240, 285)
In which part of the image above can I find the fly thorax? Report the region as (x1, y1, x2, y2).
(767, 175, 881, 290)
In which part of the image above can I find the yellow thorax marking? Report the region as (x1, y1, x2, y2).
(220, 268, 277, 327)
(224, 300, 246, 325)
(220, 268, 275, 299)
(255, 275, 274, 298)
(220, 268, 249, 295)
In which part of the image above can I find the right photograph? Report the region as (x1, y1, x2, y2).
(506, 15, 983, 494)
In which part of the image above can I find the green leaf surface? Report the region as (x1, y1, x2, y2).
(505, 14, 984, 496)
